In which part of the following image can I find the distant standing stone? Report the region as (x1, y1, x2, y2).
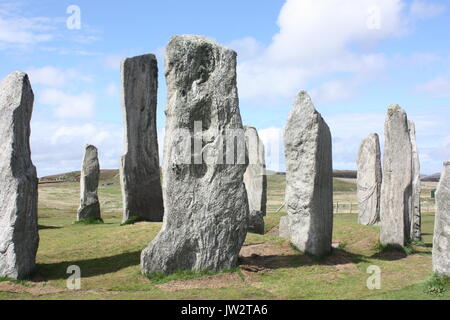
(244, 126, 267, 234)
(120, 54, 164, 223)
(380, 105, 412, 247)
(77, 145, 101, 221)
(0, 72, 39, 280)
(433, 160, 450, 276)
(284, 91, 333, 257)
(279, 216, 291, 239)
(408, 120, 421, 241)
(141, 35, 249, 275)
(357, 133, 382, 226)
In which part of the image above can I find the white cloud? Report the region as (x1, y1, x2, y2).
(236, 0, 408, 103)
(27, 66, 92, 88)
(31, 121, 123, 177)
(105, 82, 119, 96)
(39, 88, 95, 119)
(227, 37, 264, 61)
(416, 76, 450, 97)
(410, 0, 446, 20)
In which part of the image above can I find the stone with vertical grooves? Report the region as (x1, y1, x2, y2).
(0, 71, 39, 280)
(244, 126, 267, 234)
(380, 105, 412, 247)
(77, 145, 101, 221)
(120, 54, 164, 223)
(408, 120, 421, 241)
(284, 91, 333, 257)
(357, 133, 382, 226)
(432, 160, 450, 276)
(141, 35, 249, 275)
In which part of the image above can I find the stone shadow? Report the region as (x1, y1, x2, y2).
(239, 248, 368, 270)
(37, 250, 141, 281)
(38, 225, 62, 230)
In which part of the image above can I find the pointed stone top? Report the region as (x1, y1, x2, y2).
(0, 71, 33, 111)
(387, 104, 406, 117)
(85, 144, 97, 150)
(167, 34, 236, 56)
(444, 160, 450, 167)
(293, 90, 316, 114)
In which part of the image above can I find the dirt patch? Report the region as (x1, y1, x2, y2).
(156, 273, 243, 292)
(0, 281, 65, 296)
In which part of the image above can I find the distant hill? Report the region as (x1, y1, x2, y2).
(421, 173, 441, 182)
(39, 169, 119, 184)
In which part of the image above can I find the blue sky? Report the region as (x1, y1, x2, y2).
(0, 0, 449, 176)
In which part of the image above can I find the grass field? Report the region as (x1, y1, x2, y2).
(0, 173, 445, 300)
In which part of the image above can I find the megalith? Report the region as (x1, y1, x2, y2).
(141, 35, 249, 275)
(0, 72, 39, 280)
(408, 120, 421, 241)
(380, 105, 413, 247)
(120, 53, 164, 223)
(77, 145, 101, 222)
(243, 126, 267, 234)
(284, 91, 333, 257)
(356, 133, 382, 226)
(433, 160, 450, 276)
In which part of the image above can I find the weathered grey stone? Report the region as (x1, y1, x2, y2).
(408, 120, 421, 241)
(357, 133, 382, 226)
(432, 160, 450, 276)
(120, 53, 164, 223)
(77, 145, 101, 221)
(141, 35, 249, 275)
(0, 72, 39, 280)
(243, 126, 267, 234)
(380, 105, 412, 247)
(284, 91, 333, 257)
(279, 216, 291, 239)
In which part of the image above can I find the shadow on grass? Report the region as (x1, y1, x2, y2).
(37, 250, 141, 281)
(38, 225, 62, 230)
(239, 248, 369, 270)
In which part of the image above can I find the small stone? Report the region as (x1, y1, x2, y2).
(243, 126, 267, 234)
(357, 133, 382, 226)
(77, 145, 101, 221)
(284, 91, 333, 257)
(433, 160, 450, 276)
(0, 72, 39, 280)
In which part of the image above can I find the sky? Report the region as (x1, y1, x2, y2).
(0, 0, 449, 177)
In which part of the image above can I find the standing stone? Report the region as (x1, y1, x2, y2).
(0, 72, 39, 280)
(141, 35, 249, 275)
(284, 91, 333, 257)
(357, 133, 382, 226)
(243, 126, 267, 234)
(77, 145, 101, 221)
(408, 120, 421, 241)
(432, 160, 450, 276)
(120, 54, 164, 223)
(380, 105, 413, 247)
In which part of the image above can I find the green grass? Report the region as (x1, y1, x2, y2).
(0, 173, 440, 300)
(74, 217, 104, 225)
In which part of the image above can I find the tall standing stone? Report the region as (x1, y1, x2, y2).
(284, 91, 333, 257)
(0, 72, 39, 280)
(408, 120, 421, 241)
(356, 133, 382, 226)
(380, 105, 412, 247)
(432, 160, 450, 276)
(243, 126, 267, 234)
(141, 35, 249, 275)
(77, 145, 101, 221)
(120, 54, 164, 223)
